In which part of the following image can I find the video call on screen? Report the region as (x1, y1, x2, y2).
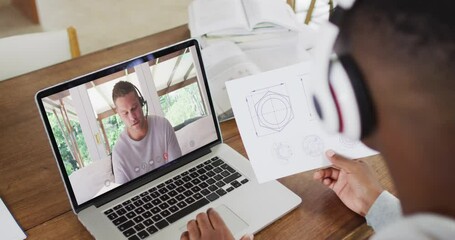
(42, 46, 218, 204)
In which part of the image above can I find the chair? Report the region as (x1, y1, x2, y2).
(0, 26, 81, 81)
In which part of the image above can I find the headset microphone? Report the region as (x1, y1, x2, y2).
(132, 85, 148, 117)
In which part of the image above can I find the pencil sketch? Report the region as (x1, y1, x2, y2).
(272, 142, 294, 164)
(298, 74, 317, 121)
(302, 135, 324, 157)
(247, 83, 294, 137)
(339, 135, 358, 148)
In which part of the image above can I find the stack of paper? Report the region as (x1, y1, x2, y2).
(189, 0, 302, 39)
(189, 0, 316, 121)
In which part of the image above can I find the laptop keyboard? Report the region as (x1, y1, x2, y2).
(103, 156, 250, 240)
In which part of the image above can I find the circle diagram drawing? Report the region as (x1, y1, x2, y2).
(247, 83, 294, 137)
(302, 135, 324, 157)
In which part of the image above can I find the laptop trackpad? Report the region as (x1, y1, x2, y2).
(215, 204, 249, 233)
(179, 205, 248, 234)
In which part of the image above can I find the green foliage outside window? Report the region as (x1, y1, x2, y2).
(47, 112, 91, 176)
(160, 82, 206, 126)
(101, 114, 124, 153)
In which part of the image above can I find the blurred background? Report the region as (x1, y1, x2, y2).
(0, 0, 192, 55)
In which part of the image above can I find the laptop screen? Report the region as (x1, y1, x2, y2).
(36, 39, 220, 210)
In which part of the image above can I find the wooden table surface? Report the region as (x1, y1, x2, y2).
(0, 25, 395, 239)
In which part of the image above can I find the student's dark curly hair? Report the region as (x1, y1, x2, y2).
(340, 0, 454, 108)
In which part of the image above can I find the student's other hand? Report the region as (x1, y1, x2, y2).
(313, 150, 383, 216)
(181, 208, 254, 240)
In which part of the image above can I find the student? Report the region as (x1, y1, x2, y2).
(181, 0, 455, 239)
(111, 81, 182, 184)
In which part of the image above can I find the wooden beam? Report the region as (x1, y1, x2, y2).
(46, 71, 125, 103)
(67, 26, 80, 58)
(59, 100, 84, 168)
(286, 0, 295, 11)
(52, 108, 77, 168)
(97, 109, 116, 121)
(183, 63, 194, 81)
(305, 0, 317, 24)
(98, 119, 111, 154)
(166, 48, 187, 88)
(158, 77, 197, 96)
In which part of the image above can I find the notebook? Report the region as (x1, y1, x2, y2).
(35, 39, 301, 239)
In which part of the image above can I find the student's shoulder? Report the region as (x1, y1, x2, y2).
(372, 213, 455, 240)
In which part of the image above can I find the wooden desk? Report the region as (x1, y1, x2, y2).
(0, 25, 395, 239)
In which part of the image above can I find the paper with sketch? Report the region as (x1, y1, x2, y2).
(226, 61, 378, 183)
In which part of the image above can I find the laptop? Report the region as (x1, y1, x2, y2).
(35, 39, 301, 239)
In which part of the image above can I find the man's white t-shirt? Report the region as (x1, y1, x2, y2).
(112, 115, 182, 184)
(366, 191, 455, 239)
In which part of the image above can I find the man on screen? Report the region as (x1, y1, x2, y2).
(111, 81, 182, 184)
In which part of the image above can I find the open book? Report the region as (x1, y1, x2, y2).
(189, 0, 300, 37)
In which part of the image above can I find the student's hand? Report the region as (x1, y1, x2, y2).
(313, 150, 383, 216)
(181, 208, 254, 240)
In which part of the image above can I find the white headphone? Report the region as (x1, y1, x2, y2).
(311, 0, 376, 140)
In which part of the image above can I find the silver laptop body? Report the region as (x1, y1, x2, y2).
(36, 39, 301, 239)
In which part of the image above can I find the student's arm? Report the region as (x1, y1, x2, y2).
(313, 150, 384, 216)
(365, 191, 402, 231)
(313, 150, 402, 230)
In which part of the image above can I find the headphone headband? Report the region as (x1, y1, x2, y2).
(132, 85, 146, 107)
(132, 84, 148, 117)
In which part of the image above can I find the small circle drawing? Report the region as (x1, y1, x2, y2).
(339, 135, 358, 148)
(261, 97, 288, 125)
(272, 142, 293, 164)
(255, 91, 294, 132)
(302, 135, 324, 157)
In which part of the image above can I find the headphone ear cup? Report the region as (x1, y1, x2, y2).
(309, 21, 344, 135)
(139, 97, 145, 107)
(331, 55, 376, 139)
(329, 58, 361, 139)
(132, 85, 148, 116)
